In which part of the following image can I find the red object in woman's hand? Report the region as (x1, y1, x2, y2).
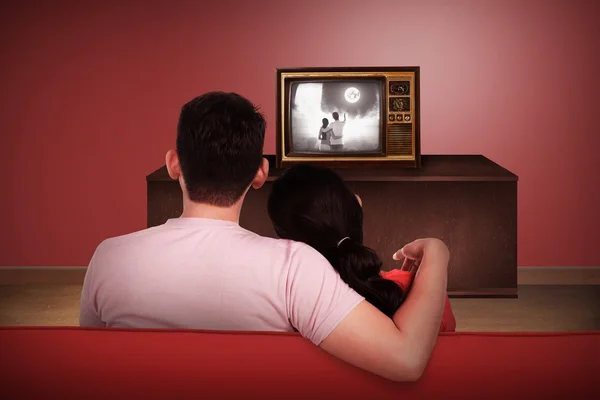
(380, 269, 457, 332)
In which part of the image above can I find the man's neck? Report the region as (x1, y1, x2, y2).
(180, 198, 243, 224)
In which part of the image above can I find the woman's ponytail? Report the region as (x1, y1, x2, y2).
(332, 238, 405, 318)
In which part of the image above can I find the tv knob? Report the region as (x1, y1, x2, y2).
(404, 115, 411, 122)
(389, 114, 395, 122)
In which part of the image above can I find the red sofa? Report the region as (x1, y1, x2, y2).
(1, 327, 598, 399)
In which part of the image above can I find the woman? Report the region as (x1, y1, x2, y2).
(267, 164, 456, 330)
(317, 118, 333, 151)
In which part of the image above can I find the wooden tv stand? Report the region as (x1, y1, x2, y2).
(146, 155, 518, 298)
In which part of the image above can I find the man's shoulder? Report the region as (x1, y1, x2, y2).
(91, 225, 168, 259)
(282, 240, 336, 277)
(243, 234, 331, 271)
(90, 224, 330, 272)
(104, 225, 161, 243)
(290, 240, 328, 260)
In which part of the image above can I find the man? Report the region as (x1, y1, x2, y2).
(329, 111, 346, 150)
(80, 92, 449, 382)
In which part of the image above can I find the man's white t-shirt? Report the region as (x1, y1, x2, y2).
(79, 217, 364, 345)
(329, 120, 346, 145)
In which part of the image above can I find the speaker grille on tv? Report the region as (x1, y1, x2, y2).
(388, 124, 413, 156)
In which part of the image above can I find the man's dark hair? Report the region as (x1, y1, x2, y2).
(176, 91, 266, 207)
(332, 111, 339, 120)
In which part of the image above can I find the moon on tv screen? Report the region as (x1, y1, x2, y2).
(344, 87, 360, 103)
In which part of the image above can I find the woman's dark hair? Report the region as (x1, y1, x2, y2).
(267, 164, 404, 318)
(321, 118, 329, 128)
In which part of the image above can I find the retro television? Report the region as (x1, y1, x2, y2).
(276, 66, 421, 169)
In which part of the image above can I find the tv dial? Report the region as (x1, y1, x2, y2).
(389, 81, 410, 96)
(404, 115, 411, 122)
(388, 114, 395, 122)
(390, 98, 410, 112)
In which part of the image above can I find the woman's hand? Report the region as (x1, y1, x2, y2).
(393, 238, 449, 272)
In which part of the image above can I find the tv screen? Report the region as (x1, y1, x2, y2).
(289, 80, 383, 154)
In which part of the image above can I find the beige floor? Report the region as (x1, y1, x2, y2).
(0, 284, 599, 331)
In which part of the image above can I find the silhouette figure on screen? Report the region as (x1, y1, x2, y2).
(329, 111, 346, 151)
(318, 118, 333, 151)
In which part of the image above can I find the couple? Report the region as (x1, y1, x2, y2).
(80, 92, 452, 382)
(318, 111, 346, 151)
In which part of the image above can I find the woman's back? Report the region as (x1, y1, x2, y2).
(318, 127, 332, 151)
(268, 164, 456, 330)
(267, 164, 405, 318)
(319, 127, 331, 138)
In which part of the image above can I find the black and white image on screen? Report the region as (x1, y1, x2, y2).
(290, 81, 382, 153)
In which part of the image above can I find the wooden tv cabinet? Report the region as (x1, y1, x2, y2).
(146, 155, 519, 298)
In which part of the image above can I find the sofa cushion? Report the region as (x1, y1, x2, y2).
(0, 327, 598, 399)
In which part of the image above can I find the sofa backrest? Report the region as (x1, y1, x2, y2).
(0, 328, 598, 399)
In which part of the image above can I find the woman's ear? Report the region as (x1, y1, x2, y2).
(355, 193, 363, 207)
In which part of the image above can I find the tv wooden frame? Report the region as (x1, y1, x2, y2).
(276, 66, 421, 169)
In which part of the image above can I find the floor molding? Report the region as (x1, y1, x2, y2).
(1, 266, 599, 286)
(517, 266, 600, 285)
(0, 267, 87, 285)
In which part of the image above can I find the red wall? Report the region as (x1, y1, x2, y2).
(1, 0, 598, 267)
